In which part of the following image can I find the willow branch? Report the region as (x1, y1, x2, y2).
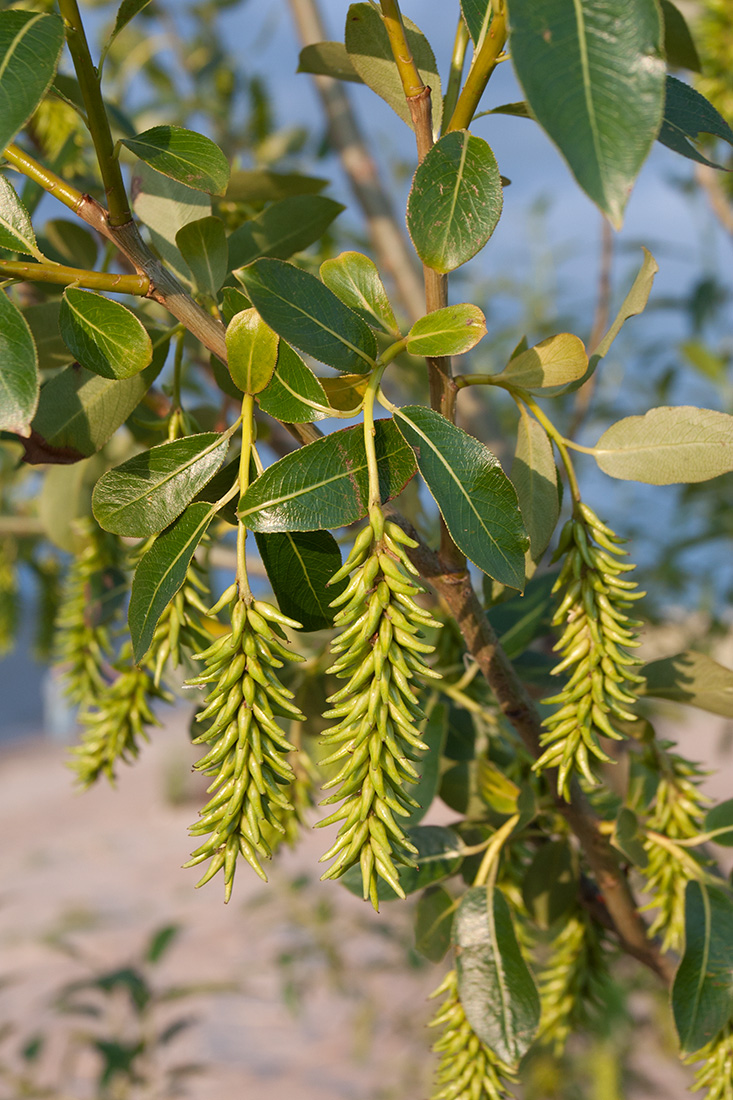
(446, 6, 508, 132)
(0, 261, 149, 295)
(3, 143, 86, 214)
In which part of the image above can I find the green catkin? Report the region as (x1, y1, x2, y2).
(146, 542, 212, 686)
(69, 642, 172, 788)
(534, 504, 646, 799)
(640, 744, 709, 953)
(687, 1023, 733, 1100)
(184, 597, 305, 902)
(317, 515, 441, 909)
(428, 969, 517, 1100)
(537, 911, 611, 1055)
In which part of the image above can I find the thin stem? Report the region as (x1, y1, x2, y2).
(58, 0, 132, 226)
(379, 0, 425, 98)
(237, 393, 255, 602)
(363, 363, 387, 512)
(0, 261, 149, 295)
(172, 329, 185, 411)
(3, 144, 85, 213)
(473, 814, 519, 888)
(520, 394, 582, 504)
(447, 4, 507, 132)
(442, 18, 470, 135)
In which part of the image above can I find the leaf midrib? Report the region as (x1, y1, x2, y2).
(100, 435, 228, 522)
(571, 0, 604, 188)
(0, 12, 43, 85)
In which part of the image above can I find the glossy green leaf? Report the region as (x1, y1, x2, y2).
(641, 651, 733, 718)
(344, 4, 442, 134)
(704, 800, 733, 848)
(506, 0, 665, 227)
(27, 355, 163, 463)
(41, 219, 98, 270)
(393, 406, 528, 590)
(297, 41, 363, 83)
(660, 0, 700, 71)
(0, 174, 43, 259)
(239, 419, 416, 533)
(341, 826, 462, 902)
(492, 333, 588, 395)
(257, 341, 329, 424)
(415, 885, 454, 963)
(0, 11, 64, 153)
(225, 308, 278, 394)
(229, 195, 344, 272)
(407, 132, 502, 274)
(404, 701, 449, 828)
(672, 882, 733, 1055)
(131, 161, 211, 285)
(175, 216, 228, 299)
(522, 840, 577, 929)
(59, 289, 152, 381)
(93, 432, 231, 537)
(129, 502, 215, 662)
(488, 570, 557, 660)
(455, 886, 541, 1066)
(226, 170, 327, 204)
(594, 407, 733, 484)
(406, 304, 487, 357)
(255, 529, 346, 632)
(237, 258, 377, 373)
(613, 808, 649, 869)
(461, 0, 493, 46)
(511, 407, 559, 561)
(121, 126, 230, 196)
(658, 76, 733, 169)
(320, 251, 399, 335)
(220, 287, 250, 327)
(0, 290, 39, 437)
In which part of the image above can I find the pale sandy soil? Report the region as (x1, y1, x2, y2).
(1, 694, 731, 1100)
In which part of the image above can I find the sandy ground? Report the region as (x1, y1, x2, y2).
(1, 694, 731, 1099)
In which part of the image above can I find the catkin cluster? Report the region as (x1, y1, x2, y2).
(537, 911, 610, 1055)
(688, 1023, 733, 1100)
(535, 503, 645, 799)
(185, 595, 305, 901)
(428, 969, 516, 1100)
(146, 547, 211, 686)
(318, 512, 440, 909)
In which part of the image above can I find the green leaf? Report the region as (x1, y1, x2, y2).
(220, 287, 250, 326)
(320, 373, 369, 413)
(658, 75, 733, 169)
(145, 923, 180, 966)
(641, 651, 733, 718)
(129, 502, 215, 662)
(672, 882, 733, 1055)
(92, 432, 231, 537)
(175, 216, 228, 299)
(0, 11, 64, 153)
(522, 840, 577, 929)
(510, 407, 559, 562)
(491, 333, 588, 395)
(105, 0, 153, 58)
(121, 126, 230, 196)
(228, 195, 344, 272)
(455, 886, 541, 1066)
(415, 885, 454, 962)
(0, 290, 39, 437)
(593, 407, 733, 484)
(704, 801, 733, 848)
(393, 406, 528, 590)
(592, 248, 659, 361)
(660, 0, 700, 71)
(297, 41, 363, 83)
(506, 0, 665, 227)
(257, 341, 329, 424)
(41, 219, 98, 270)
(23, 302, 72, 372)
(131, 161, 211, 286)
(255, 529, 346, 632)
(226, 170, 327, 204)
(0, 174, 43, 259)
(461, 0, 493, 46)
(406, 304, 487, 357)
(612, 808, 649, 869)
(237, 258, 377, 373)
(404, 701, 449, 827)
(38, 458, 101, 553)
(344, 4, 442, 134)
(320, 251, 399, 335)
(341, 826, 462, 902)
(59, 289, 152, 381)
(225, 308, 278, 394)
(27, 355, 163, 463)
(239, 419, 416, 533)
(488, 570, 558, 660)
(406, 132, 503, 274)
